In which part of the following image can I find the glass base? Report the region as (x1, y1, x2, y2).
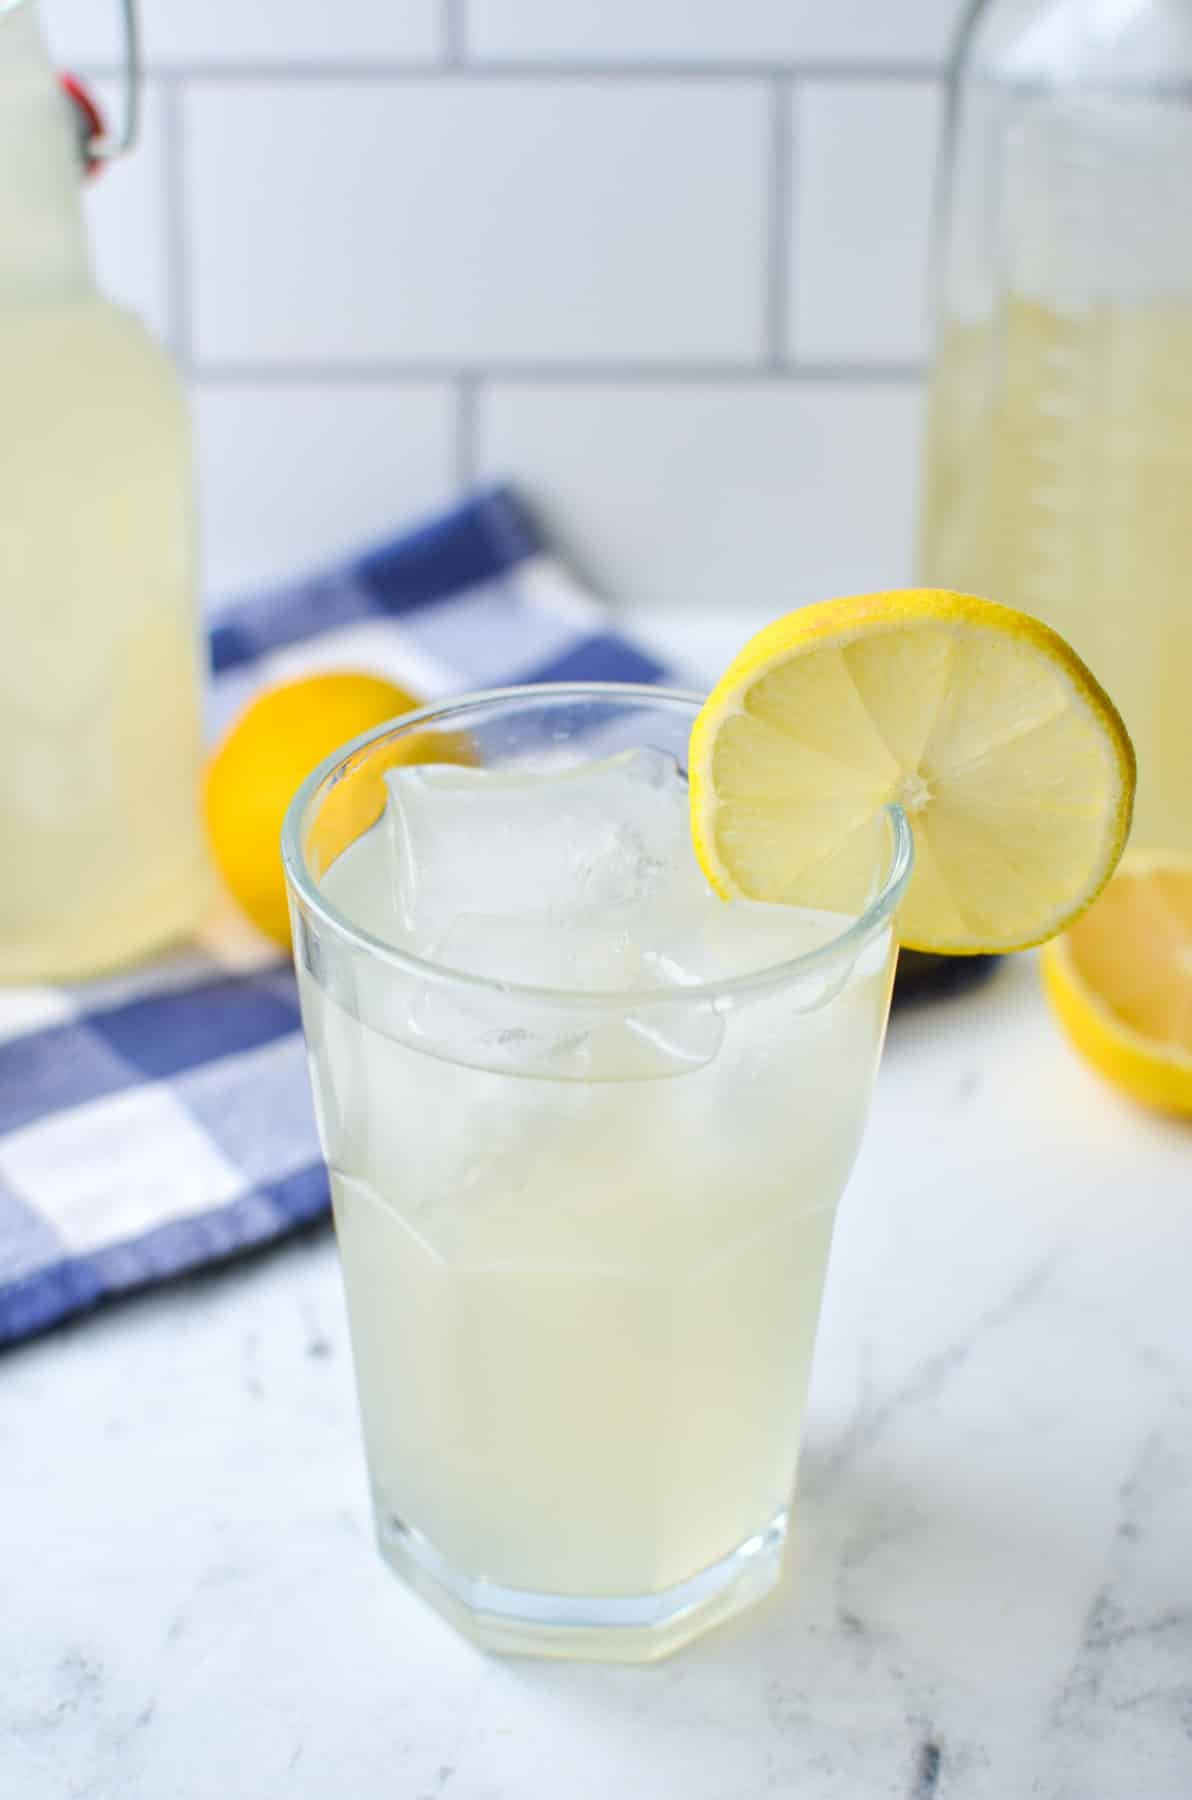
(375, 1508, 789, 1663)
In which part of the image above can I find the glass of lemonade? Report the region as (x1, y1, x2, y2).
(282, 685, 913, 1662)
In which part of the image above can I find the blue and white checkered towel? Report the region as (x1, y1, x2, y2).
(0, 486, 677, 1348)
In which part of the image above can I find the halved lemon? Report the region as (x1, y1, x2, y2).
(1042, 852, 1192, 1115)
(689, 590, 1135, 954)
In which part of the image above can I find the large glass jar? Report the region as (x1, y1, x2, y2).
(0, 0, 209, 980)
(919, 0, 1192, 852)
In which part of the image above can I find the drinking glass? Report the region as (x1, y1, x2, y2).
(282, 684, 912, 1661)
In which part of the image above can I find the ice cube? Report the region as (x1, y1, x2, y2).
(432, 909, 646, 992)
(384, 748, 691, 946)
(407, 901, 723, 1080)
(642, 892, 864, 1009)
(406, 975, 723, 1081)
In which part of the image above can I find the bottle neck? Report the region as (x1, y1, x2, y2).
(0, 0, 93, 305)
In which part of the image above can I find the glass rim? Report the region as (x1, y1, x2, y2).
(281, 682, 914, 1009)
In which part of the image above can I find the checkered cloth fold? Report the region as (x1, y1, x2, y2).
(0, 486, 674, 1347)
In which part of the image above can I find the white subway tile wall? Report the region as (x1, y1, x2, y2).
(40, 0, 961, 624)
(477, 382, 924, 615)
(43, 0, 442, 66)
(789, 82, 943, 365)
(195, 384, 458, 596)
(465, 0, 967, 66)
(184, 81, 770, 365)
(139, 0, 442, 65)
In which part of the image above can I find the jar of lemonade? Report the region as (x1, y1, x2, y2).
(919, 0, 1192, 852)
(0, 0, 209, 981)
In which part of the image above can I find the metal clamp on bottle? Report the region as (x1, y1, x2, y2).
(56, 0, 139, 176)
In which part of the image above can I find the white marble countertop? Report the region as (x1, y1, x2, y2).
(6, 949, 1192, 1799)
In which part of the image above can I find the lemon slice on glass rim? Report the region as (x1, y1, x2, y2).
(689, 589, 1135, 955)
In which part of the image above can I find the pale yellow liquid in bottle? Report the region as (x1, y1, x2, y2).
(0, 299, 210, 979)
(919, 298, 1192, 850)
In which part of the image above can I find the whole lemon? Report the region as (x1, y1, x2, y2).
(204, 672, 422, 946)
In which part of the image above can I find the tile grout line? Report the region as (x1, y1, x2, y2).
(191, 360, 927, 387)
(455, 373, 478, 486)
(765, 77, 792, 371)
(442, 0, 465, 67)
(159, 74, 194, 373)
(69, 59, 947, 85)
